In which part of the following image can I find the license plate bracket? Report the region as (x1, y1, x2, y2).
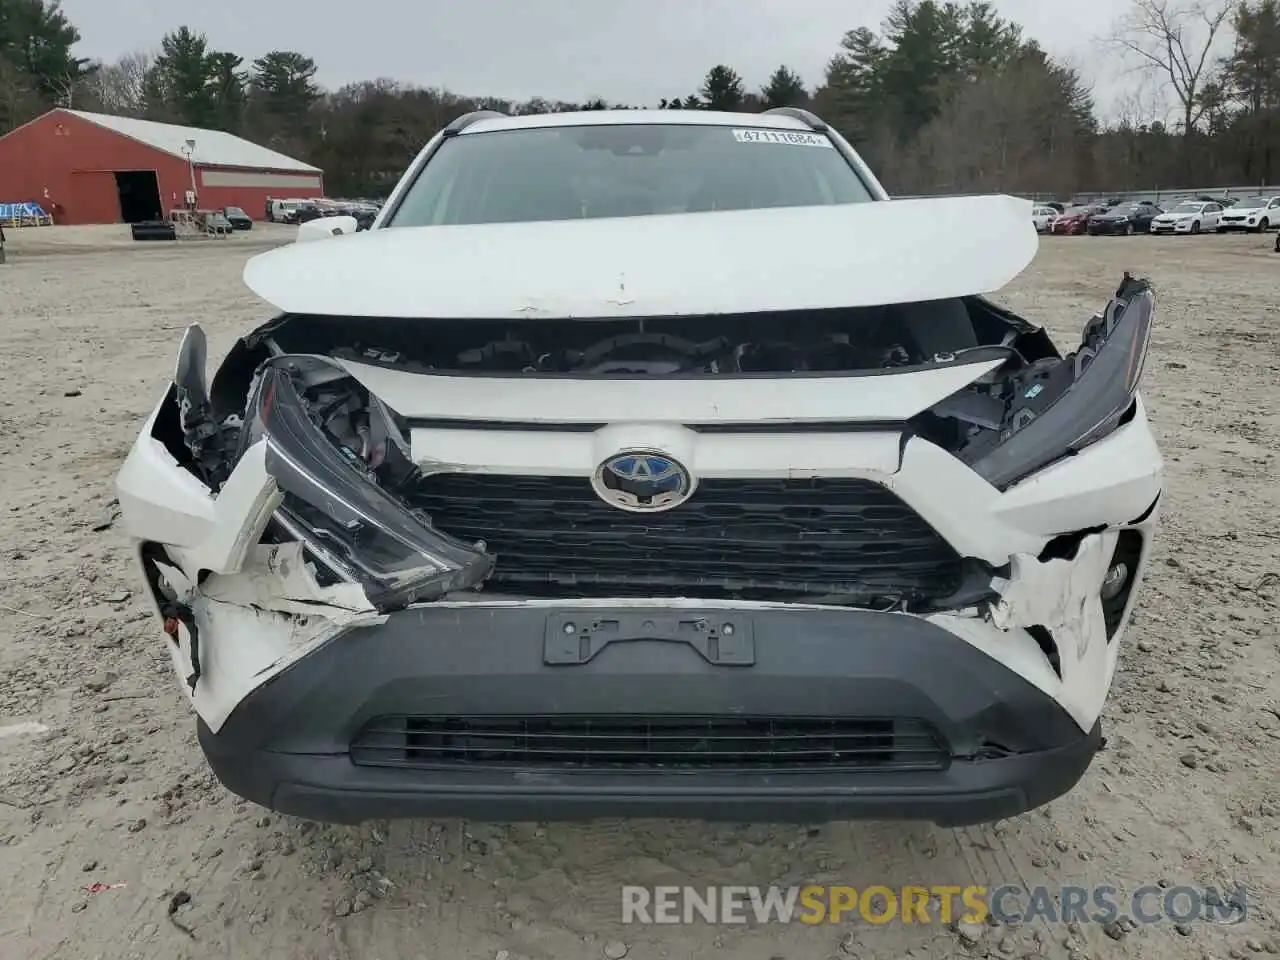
(543, 611, 755, 666)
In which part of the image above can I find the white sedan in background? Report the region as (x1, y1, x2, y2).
(1148, 200, 1223, 235)
(1216, 196, 1280, 233)
(1031, 205, 1058, 232)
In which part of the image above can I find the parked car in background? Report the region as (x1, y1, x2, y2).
(1216, 196, 1280, 232)
(1087, 201, 1163, 235)
(1148, 200, 1223, 234)
(1032, 204, 1058, 232)
(345, 203, 380, 231)
(222, 206, 253, 231)
(1050, 204, 1106, 235)
(294, 202, 325, 224)
(203, 212, 234, 236)
(268, 198, 304, 224)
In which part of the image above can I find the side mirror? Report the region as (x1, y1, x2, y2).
(296, 215, 359, 243)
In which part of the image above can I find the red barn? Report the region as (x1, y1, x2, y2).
(0, 108, 324, 225)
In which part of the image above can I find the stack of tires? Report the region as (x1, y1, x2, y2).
(131, 220, 177, 242)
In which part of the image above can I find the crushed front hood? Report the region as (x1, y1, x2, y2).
(243, 194, 1037, 320)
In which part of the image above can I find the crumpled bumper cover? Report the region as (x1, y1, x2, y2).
(198, 603, 1103, 826)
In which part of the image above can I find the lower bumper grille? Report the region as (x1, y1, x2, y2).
(410, 474, 963, 601)
(351, 716, 950, 772)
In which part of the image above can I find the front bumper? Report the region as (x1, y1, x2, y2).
(198, 603, 1104, 826)
(1216, 219, 1261, 231)
(1149, 220, 1196, 234)
(117, 349, 1163, 825)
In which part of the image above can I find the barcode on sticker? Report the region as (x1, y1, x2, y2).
(731, 129, 833, 148)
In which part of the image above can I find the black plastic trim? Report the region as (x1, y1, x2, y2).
(196, 604, 1102, 826)
(335, 344, 1013, 381)
(762, 107, 828, 131)
(1129, 492, 1161, 525)
(442, 109, 508, 136)
(402, 418, 908, 435)
(406, 418, 604, 432)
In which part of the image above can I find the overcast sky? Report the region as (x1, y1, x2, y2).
(60, 0, 1140, 112)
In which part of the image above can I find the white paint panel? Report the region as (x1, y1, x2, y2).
(410, 425, 904, 478)
(335, 357, 1004, 424)
(200, 170, 323, 190)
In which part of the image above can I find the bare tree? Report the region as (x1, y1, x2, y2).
(0, 59, 43, 132)
(908, 56, 1092, 198)
(1112, 83, 1165, 131)
(1109, 0, 1232, 134)
(87, 52, 154, 116)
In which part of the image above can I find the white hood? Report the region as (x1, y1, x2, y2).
(244, 195, 1037, 319)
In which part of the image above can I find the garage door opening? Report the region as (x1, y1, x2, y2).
(114, 171, 162, 223)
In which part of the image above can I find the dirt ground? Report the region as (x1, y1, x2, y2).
(1, 223, 1277, 960)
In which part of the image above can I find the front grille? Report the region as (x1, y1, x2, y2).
(411, 474, 963, 600)
(351, 715, 950, 772)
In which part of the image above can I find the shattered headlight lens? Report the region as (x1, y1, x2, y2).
(240, 359, 493, 609)
(973, 276, 1155, 489)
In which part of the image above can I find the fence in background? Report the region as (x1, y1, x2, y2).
(1073, 184, 1280, 204)
(898, 184, 1280, 204)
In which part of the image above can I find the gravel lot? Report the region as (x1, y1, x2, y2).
(1, 224, 1277, 960)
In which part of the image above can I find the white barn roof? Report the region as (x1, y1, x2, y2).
(65, 109, 321, 173)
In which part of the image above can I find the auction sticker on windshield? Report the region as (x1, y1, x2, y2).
(732, 129, 833, 147)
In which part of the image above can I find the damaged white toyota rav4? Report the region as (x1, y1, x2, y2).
(115, 108, 1163, 826)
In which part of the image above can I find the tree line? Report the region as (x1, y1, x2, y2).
(2, 0, 1278, 199)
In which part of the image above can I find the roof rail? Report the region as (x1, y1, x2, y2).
(761, 107, 828, 132)
(442, 110, 508, 136)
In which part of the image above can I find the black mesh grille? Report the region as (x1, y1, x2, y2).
(410, 474, 962, 600)
(351, 715, 949, 772)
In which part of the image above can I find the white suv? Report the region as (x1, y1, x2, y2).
(1031, 204, 1058, 232)
(1217, 196, 1280, 232)
(115, 108, 1163, 827)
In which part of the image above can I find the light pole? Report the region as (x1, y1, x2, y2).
(181, 139, 198, 209)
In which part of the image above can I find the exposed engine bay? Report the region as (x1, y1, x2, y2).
(242, 294, 1045, 376)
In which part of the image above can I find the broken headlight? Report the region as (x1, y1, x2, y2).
(239, 358, 493, 609)
(973, 275, 1155, 489)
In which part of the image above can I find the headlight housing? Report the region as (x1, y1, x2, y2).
(238, 357, 493, 610)
(970, 275, 1154, 489)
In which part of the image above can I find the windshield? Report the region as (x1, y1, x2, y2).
(1172, 202, 1202, 213)
(1234, 196, 1267, 208)
(387, 124, 875, 226)
(225, 207, 245, 216)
